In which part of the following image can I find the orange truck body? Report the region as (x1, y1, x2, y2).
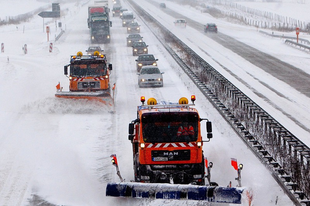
(55, 52, 113, 105)
(128, 97, 211, 185)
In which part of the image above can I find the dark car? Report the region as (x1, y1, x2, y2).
(135, 54, 158, 72)
(159, 3, 166, 8)
(132, 41, 148, 56)
(127, 33, 143, 46)
(127, 22, 140, 33)
(86, 46, 104, 55)
(204, 23, 218, 33)
(112, 4, 122, 17)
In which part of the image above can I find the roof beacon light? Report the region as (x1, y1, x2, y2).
(147, 98, 157, 105)
(141, 96, 146, 104)
(77, 51, 83, 57)
(191, 95, 196, 103)
(179, 97, 188, 105)
(94, 51, 100, 56)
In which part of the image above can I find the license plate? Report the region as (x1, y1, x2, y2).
(153, 157, 168, 161)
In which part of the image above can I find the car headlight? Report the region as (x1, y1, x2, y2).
(91, 36, 94, 40)
(157, 78, 162, 81)
(141, 79, 145, 82)
(134, 49, 137, 51)
(128, 28, 131, 30)
(137, 27, 140, 30)
(152, 62, 157, 66)
(138, 63, 142, 66)
(144, 48, 147, 51)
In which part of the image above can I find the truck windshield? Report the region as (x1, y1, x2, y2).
(70, 63, 107, 77)
(141, 112, 199, 143)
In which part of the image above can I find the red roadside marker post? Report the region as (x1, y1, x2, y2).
(46, 26, 50, 42)
(296, 27, 300, 43)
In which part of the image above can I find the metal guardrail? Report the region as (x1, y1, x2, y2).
(285, 40, 310, 51)
(259, 30, 310, 51)
(128, 1, 310, 205)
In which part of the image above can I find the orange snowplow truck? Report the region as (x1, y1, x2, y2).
(128, 95, 213, 185)
(55, 51, 114, 104)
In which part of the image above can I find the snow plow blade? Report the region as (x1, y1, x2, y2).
(55, 90, 114, 105)
(106, 182, 244, 204)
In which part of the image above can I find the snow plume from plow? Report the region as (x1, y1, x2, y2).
(21, 97, 113, 114)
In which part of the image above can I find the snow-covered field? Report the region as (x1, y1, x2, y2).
(0, 0, 309, 205)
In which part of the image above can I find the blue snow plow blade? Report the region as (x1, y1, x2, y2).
(106, 182, 244, 204)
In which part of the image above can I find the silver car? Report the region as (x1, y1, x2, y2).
(138, 66, 164, 87)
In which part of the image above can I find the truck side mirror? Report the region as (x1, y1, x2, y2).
(206, 121, 212, 139)
(129, 122, 134, 135)
(64, 65, 68, 75)
(109, 64, 112, 70)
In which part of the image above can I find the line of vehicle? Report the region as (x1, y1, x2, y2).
(126, 0, 310, 205)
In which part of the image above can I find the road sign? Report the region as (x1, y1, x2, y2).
(38, 11, 60, 18)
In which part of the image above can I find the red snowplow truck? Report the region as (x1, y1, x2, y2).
(106, 96, 245, 204)
(55, 51, 114, 105)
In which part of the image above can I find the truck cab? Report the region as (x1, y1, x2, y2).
(128, 96, 213, 185)
(64, 52, 112, 92)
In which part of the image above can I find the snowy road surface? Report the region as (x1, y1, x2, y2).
(1, 0, 309, 205)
